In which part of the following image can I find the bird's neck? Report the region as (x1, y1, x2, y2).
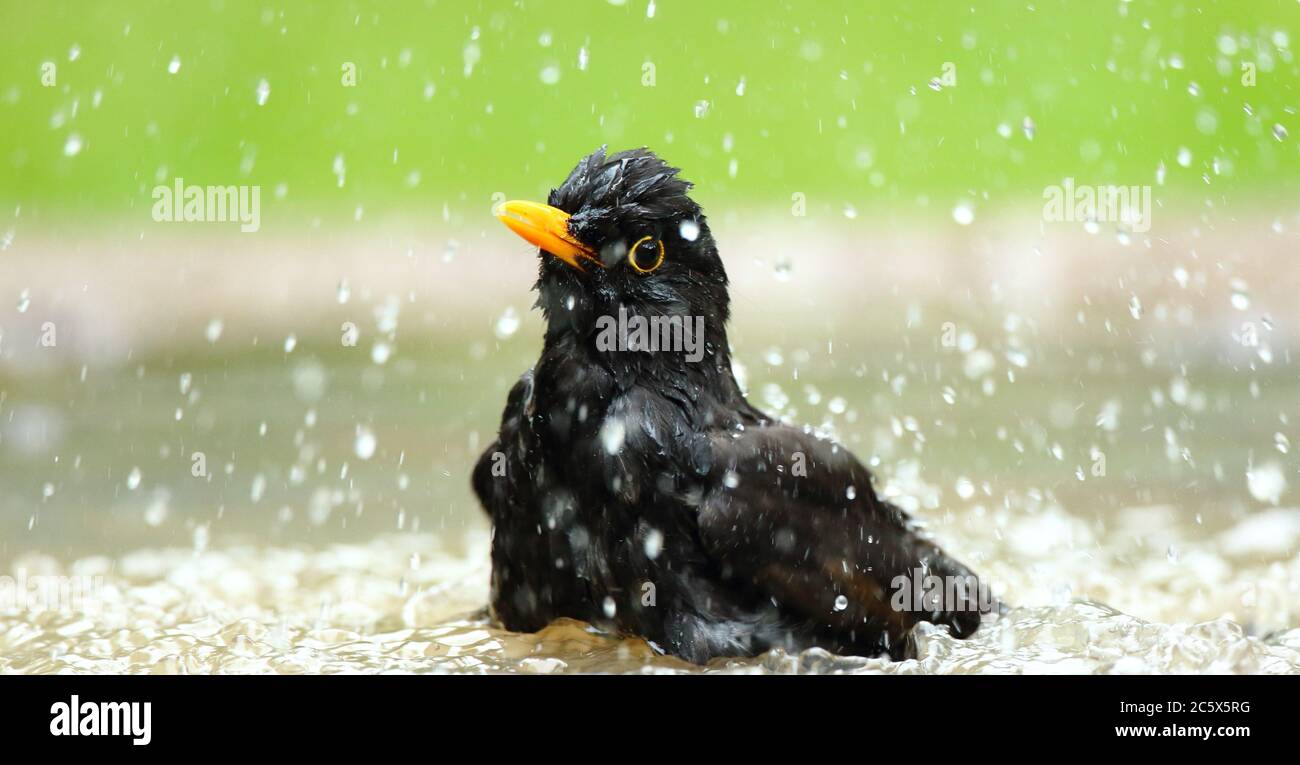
(540, 301, 750, 411)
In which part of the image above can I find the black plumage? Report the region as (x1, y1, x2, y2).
(473, 146, 992, 663)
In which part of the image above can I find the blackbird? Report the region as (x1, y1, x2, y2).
(473, 146, 993, 663)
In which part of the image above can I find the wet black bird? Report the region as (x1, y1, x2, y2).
(473, 146, 992, 663)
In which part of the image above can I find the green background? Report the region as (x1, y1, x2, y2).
(3, 0, 1298, 224)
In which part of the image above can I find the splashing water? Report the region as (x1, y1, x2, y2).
(494, 306, 521, 339)
(3, 521, 1296, 674)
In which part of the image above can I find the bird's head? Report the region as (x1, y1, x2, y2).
(495, 147, 730, 351)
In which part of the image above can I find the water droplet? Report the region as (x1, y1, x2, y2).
(1129, 294, 1143, 319)
(354, 427, 377, 460)
(17, 289, 30, 313)
(144, 494, 169, 526)
(283, 334, 297, 353)
(846, 485, 857, 500)
(602, 596, 617, 618)
(539, 64, 561, 85)
(1272, 123, 1288, 141)
(1230, 279, 1250, 311)
(255, 77, 271, 106)
(644, 528, 663, 559)
(599, 418, 626, 455)
(833, 595, 849, 612)
(63, 133, 83, 157)
(1021, 116, 1035, 140)
(205, 318, 224, 343)
(495, 306, 521, 339)
(167, 55, 181, 74)
(332, 154, 346, 188)
(693, 100, 711, 118)
(1176, 147, 1192, 167)
(679, 219, 700, 241)
(1246, 462, 1286, 504)
(463, 40, 481, 77)
(371, 342, 391, 365)
(735, 77, 746, 96)
(337, 279, 350, 304)
(952, 202, 974, 225)
(126, 467, 142, 490)
(761, 383, 789, 412)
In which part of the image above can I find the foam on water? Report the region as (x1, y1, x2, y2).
(3, 503, 1297, 674)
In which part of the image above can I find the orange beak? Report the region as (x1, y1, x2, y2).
(495, 200, 599, 270)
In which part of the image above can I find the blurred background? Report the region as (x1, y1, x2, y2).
(1, 1, 1298, 672)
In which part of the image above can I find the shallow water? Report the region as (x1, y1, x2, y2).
(4, 504, 1298, 674)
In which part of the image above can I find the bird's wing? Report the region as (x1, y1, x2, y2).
(696, 424, 987, 652)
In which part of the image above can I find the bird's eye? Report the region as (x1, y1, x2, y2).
(628, 236, 665, 274)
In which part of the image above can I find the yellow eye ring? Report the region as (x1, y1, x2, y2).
(628, 236, 665, 273)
